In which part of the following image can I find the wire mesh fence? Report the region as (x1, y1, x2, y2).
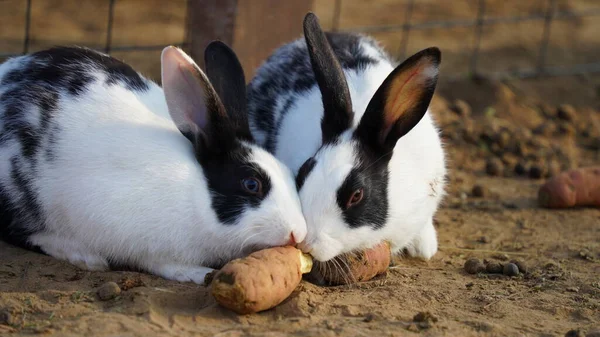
(1, 0, 599, 81)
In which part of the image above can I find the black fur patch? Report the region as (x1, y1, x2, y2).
(0, 182, 44, 253)
(296, 157, 316, 190)
(0, 46, 150, 246)
(200, 144, 272, 225)
(303, 14, 354, 144)
(2, 46, 150, 93)
(247, 32, 384, 153)
(336, 145, 390, 229)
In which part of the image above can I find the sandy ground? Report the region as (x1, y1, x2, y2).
(0, 1, 599, 336)
(0, 74, 598, 337)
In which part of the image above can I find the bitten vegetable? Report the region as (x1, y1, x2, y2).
(209, 242, 392, 314)
(209, 246, 313, 314)
(311, 241, 391, 286)
(538, 166, 600, 208)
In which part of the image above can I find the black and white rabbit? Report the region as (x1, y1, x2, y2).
(247, 13, 446, 263)
(0, 41, 306, 283)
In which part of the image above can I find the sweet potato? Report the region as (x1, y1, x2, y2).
(538, 166, 600, 208)
(209, 246, 313, 314)
(309, 241, 391, 286)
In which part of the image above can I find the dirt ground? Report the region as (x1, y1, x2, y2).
(1, 1, 599, 336)
(0, 72, 598, 337)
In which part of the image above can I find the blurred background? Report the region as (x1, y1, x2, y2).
(1, 0, 599, 84)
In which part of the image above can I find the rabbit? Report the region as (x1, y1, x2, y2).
(246, 12, 446, 264)
(0, 41, 307, 284)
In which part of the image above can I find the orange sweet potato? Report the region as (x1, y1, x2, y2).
(538, 166, 600, 208)
(310, 241, 391, 286)
(209, 246, 312, 314)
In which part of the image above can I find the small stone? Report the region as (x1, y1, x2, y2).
(0, 311, 14, 325)
(97, 281, 121, 301)
(485, 262, 504, 274)
(472, 185, 486, 197)
(464, 258, 485, 274)
(529, 164, 546, 179)
(565, 329, 584, 337)
(566, 287, 580, 293)
(341, 305, 360, 317)
(557, 104, 576, 122)
(449, 99, 471, 117)
(466, 282, 474, 289)
(413, 311, 438, 323)
(485, 158, 503, 176)
(514, 162, 528, 175)
(503, 263, 520, 277)
(363, 313, 375, 322)
(510, 260, 528, 274)
(558, 123, 576, 136)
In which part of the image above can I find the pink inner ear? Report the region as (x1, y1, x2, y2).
(162, 47, 210, 133)
(387, 68, 420, 122)
(177, 63, 208, 130)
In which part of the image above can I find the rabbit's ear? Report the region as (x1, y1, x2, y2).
(303, 12, 354, 144)
(355, 47, 441, 154)
(204, 40, 253, 143)
(160, 46, 236, 154)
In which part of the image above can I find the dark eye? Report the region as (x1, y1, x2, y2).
(241, 177, 262, 195)
(346, 188, 364, 209)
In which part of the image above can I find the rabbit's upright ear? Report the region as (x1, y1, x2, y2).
(161, 46, 236, 154)
(204, 41, 253, 143)
(355, 47, 441, 155)
(303, 12, 354, 144)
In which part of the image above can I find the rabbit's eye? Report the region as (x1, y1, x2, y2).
(241, 177, 262, 195)
(346, 188, 364, 209)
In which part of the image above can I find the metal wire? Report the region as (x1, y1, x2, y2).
(470, 0, 486, 76)
(397, 0, 415, 60)
(105, 0, 116, 53)
(536, 0, 558, 74)
(22, 0, 32, 54)
(332, 0, 342, 32)
(2, 0, 599, 80)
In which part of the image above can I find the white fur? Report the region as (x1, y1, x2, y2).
(0, 47, 307, 283)
(258, 40, 447, 262)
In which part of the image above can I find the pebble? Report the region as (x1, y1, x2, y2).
(97, 281, 121, 301)
(363, 313, 375, 322)
(450, 99, 472, 117)
(471, 185, 486, 197)
(485, 158, 503, 176)
(514, 162, 528, 175)
(485, 262, 504, 274)
(503, 263, 520, 277)
(464, 258, 485, 274)
(0, 310, 14, 325)
(557, 104, 576, 122)
(529, 164, 546, 179)
(510, 260, 528, 274)
(565, 329, 584, 337)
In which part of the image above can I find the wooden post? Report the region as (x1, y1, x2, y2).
(186, 0, 239, 70)
(233, 0, 315, 79)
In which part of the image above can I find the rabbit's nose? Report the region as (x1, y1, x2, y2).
(284, 232, 297, 246)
